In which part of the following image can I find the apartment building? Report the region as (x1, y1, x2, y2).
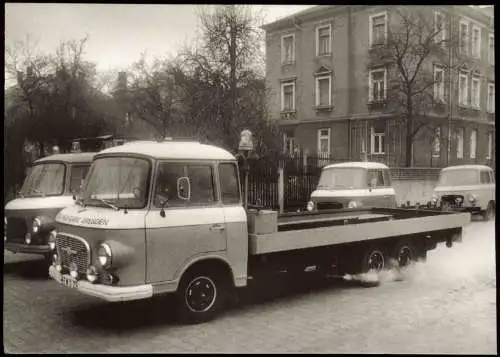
(262, 5, 495, 168)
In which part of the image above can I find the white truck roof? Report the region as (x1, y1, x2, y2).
(96, 141, 236, 161)
(323, 161, 389, 170)
(441, 164, 493, 172)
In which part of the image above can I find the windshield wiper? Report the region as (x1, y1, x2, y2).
(75, 197, 87, 208)
(30, 188, 45, 197)
(93, 198, 120, 211)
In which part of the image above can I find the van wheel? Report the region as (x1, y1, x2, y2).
(482, 202, 495, 221)
(175, 268, 226, 324)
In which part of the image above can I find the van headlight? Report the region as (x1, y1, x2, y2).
(32, 217, 42, 233)
(468, 194, 477, 205)
(98, 243, 112, 268)
(307, 201, 315, 212)
(348, 200, 358, 208)
(48, 230, 57, 250)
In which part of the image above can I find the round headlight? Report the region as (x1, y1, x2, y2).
(348, 200, 358, 209)
(98, 243, 112, 268)
(48, 230, 57, 250)
(32, 217, 41, 233)
(86, 266, 99, 283)
(69, 262, 79, 279)
(469, 194, 477, 202)
(25, 233, 32, 244)
(306, 201, 315, 212)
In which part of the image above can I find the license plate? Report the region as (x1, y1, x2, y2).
(61, 275, 79, 289)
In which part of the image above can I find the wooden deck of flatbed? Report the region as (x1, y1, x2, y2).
(249, 208, 470, 255)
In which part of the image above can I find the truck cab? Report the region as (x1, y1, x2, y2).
(307, 162, 396, 212)
(431, 165, 495, 220)
(48, 141, 247, 321)
(4, 153, 94, 260)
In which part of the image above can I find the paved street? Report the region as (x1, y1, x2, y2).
(3, 218, 496, 354)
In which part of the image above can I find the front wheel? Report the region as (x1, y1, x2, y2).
(175, 269, 226, 324)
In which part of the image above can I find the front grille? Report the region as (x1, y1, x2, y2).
(56, 234, 90, 275)
(441, 195, 464, 208)
(317, 202, 343, 210)
(7, 218, 27, 243)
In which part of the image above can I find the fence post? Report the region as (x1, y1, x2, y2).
(278, 167, 284, 214)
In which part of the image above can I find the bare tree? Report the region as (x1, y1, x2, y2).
(373, 7, 460, 166)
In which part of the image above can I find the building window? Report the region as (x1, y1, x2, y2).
(458, 72, 468, 106)
(315, 75, 332, 107)
(434, 66, 445, 102)
(316, 24, 331, 56)
(486, 132, 492, 160)
(432, 127, 441, 158)
(434, 11, 446, 44)
(284, 133, 295, 154)
(459, 20, 469, 55)
(471, 76, 480, 109)
(317, 128, 331, 155)
(369, 12, 387, 47)
(456, 127, 464, 159)
(370, 126, 385, 154)
(487, 82, 495, 113)
(471, 25, 481, 58)
(369, 68, 387, 102)
(470, 129, 477, 159)
(281, 81, 295, 112)
(489, 34, 494, 65)
(281, 34, 295, 63)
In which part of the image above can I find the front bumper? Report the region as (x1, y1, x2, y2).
(48, 265, 153, 302)
(4, 242, 51, 255)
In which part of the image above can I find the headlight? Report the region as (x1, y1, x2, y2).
(86, 266, 99, 283)
(48, 230, 57, 250)
(469, 194, 477, 203)
(348, 200, 358, 208)
(25, 233, 32, 244)
(32, 217, 41, 233)
(306, 201, 315, 212)
(98, 243, 112, 268)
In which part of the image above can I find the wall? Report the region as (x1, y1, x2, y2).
(392, 179, 438, 205)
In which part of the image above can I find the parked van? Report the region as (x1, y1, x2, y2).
(307, 162, 397, 212)
(431, 165, 495, 220)
(4, 153, 95, 261)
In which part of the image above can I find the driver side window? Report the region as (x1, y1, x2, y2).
(367, 169, 385, 187)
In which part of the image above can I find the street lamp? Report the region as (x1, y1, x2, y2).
(237, 129, 255, 210)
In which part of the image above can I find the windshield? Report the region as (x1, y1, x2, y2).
(438, 170, 478, 186)
(20, 163, 66, 197)
(317, 168, 367, 189)
(81, 157, 151, 209)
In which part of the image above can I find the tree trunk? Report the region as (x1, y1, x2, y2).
(405, 97, 414, 167)
(229, 17, 237, 150)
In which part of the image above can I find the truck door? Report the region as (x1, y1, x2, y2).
(145, 162, 227, 283)
(367, 169, 395, 208)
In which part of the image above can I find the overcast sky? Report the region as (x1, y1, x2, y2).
(5, 4, 312, 74)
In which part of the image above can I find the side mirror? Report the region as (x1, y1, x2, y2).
(177, 176, 191, 201)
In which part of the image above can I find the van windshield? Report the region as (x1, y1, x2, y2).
(80, 157, 150, 209)
(438, 170, 478, 186)
(20, 163, 66, 197)
(317, 167, 367, 189)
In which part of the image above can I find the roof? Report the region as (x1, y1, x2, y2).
(442, 164, 493, 171)
(262, 5, 331, 31)
(323, 161, 389, 170)
(34, 152, 96, 164)
(96, 141, 236, 161)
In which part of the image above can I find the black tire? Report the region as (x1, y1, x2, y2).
(360, 245, 387, 274)
(482, 202, 495, 221)
(390, 239, 417, 269)
(175, 268, 228, 324)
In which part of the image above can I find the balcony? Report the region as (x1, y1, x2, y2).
(280, 111, 297, 121)
(458, 105, 481, 118)
(367, 100, 388, 112)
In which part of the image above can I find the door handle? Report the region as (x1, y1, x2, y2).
(209, 224, 225, 232)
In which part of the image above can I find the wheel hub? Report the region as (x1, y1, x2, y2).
(397, 246, 412, 267)
(185, 276, 217, 313)
(367, 250, 384, 272)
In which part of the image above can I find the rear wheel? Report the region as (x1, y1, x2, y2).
(391, 240, 417, 269)
(175, 268, 228, 324)
(482, 202, 495, 221)
(360, 246, 386, 274)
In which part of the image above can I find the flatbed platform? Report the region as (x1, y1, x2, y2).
(250, 208, 470, 255)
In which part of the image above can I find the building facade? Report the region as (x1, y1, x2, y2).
(263, 5, 495, 168)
